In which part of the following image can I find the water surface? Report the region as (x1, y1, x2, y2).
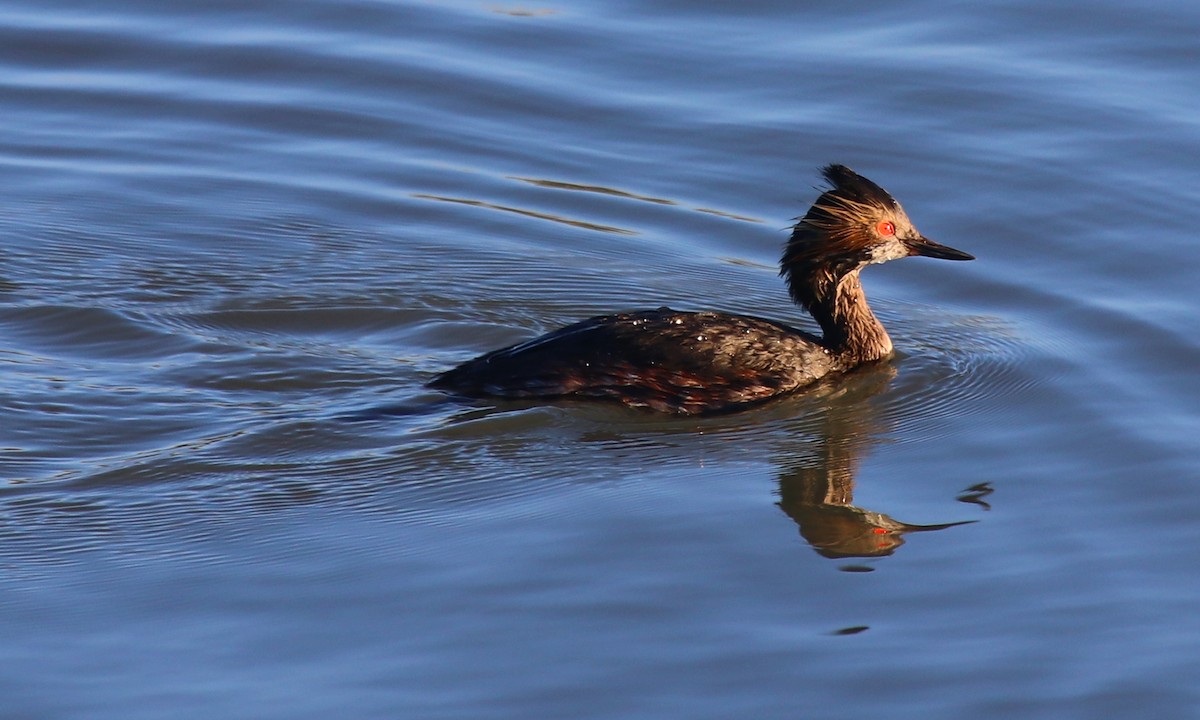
(2, 1, 1199, 718)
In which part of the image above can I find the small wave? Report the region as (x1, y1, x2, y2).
(413, 193, 637, 236)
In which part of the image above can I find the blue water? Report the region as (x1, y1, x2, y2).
(2, 1, 1199, 718)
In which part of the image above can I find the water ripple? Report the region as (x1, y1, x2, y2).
(877, 306, 1047, 441)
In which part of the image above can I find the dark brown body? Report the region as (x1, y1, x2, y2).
(430, 308, 842, 414)
(430, 165, 973, 415)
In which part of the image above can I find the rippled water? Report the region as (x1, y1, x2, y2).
(3, 1, 1199, 718)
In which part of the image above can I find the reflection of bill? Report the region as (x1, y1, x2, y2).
(778, 485, 971, 558)
(774, 368, 974, 559)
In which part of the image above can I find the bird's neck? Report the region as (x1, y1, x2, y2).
(800, 268, 894, 364)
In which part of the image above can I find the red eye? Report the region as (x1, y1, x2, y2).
(876, 221, 896, 236)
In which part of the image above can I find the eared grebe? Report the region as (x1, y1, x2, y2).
(430, 164, 973, 414)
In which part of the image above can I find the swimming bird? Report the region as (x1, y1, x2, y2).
(430, 164, 973, 414)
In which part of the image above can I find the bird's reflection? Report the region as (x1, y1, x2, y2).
(422, 359, 980, 562)
(775, 366, 973, 559)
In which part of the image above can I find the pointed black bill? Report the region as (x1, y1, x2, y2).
(905, 235, 975, 261)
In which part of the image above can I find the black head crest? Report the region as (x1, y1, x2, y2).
(821, 164, 898, 209)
